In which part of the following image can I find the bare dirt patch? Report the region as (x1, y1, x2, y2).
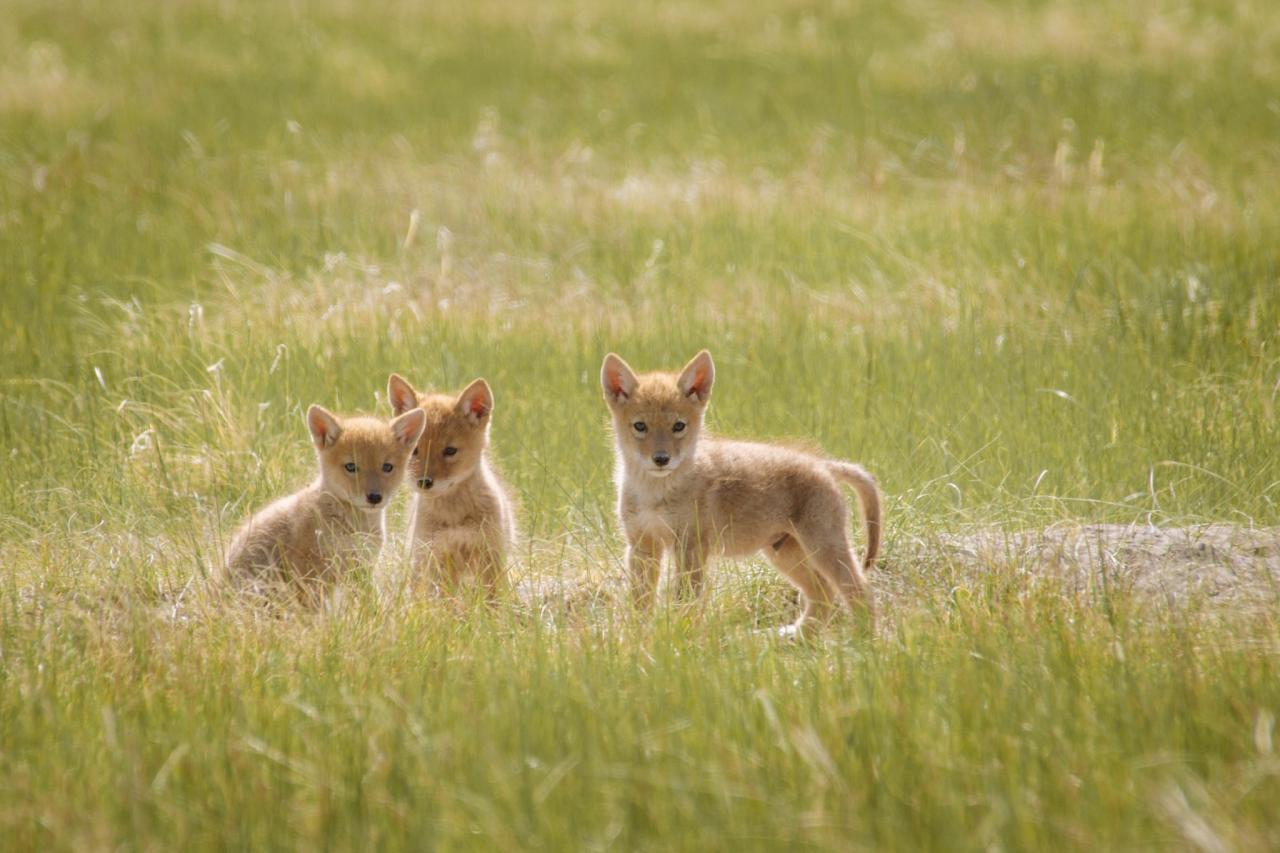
(900, 523, 1280, 613)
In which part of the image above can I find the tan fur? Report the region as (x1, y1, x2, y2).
(388, 374, 517, 598)
(224, 405, 426, 606)
(601, 350, 882, 637)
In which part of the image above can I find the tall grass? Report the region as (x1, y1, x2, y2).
(1, 0, 1278, 848)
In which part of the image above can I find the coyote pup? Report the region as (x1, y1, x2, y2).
(601, 350, 882, 636)
(224, 404, 426, 604)
(388, 374, 517, 597)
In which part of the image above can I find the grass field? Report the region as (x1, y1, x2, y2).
(2, 0, 1280, 848)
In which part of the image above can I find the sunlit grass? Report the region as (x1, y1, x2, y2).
(1, 0, 1278, 849)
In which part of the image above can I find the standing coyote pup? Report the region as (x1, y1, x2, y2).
(224, 404, 426, 604)
(388, 373, 517, 597)
(601, 350, 882, 636)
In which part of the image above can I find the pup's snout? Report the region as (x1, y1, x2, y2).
(652, 452, 670, 467)
(366, 492, 382, 505)
(419, 477, 434, 489)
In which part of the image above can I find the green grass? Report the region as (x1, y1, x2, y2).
(2, 0, 1279, 848)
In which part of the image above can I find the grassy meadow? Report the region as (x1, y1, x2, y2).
(2, 0, 1279, 848)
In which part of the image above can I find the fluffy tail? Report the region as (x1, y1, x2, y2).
(827, 460, 882, 572)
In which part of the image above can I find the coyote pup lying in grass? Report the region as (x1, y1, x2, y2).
(601, 350, 881, 636)
(388, 374, 517, 598)
(224, 404, 426, 605)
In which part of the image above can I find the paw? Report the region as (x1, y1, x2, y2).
(773, 622, 817, 643)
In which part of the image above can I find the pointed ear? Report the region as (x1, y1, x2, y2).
(601, 353, 638, 406)
(387, 373, 419, 416)
(306, 405, 342, 449)
(390, 407, 427, 448)
(677, 350, 714, 403)
(455, 378, 493, 425)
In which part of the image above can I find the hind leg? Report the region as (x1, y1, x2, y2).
(766, 537, 839, 639)
(793, 523, 876, 629)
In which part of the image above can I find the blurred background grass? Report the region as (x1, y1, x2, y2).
(2, 0, 1278, 538)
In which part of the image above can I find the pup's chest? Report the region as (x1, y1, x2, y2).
(621, 489, 692, 539)
(411, 494, 486, 535)
(311, 518, 381, 558)
(311, 501, 380, 537)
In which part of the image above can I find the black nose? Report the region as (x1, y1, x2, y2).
(652, 453, 670, 467)
(366, 492, 382, 505)
(419, 477, 433, 489)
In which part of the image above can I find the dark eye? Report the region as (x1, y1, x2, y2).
(412, 447, 419, 456)
(382, 463, 393, 473)
(344, 463, 356, 473)
(633, 422, 647, 432)
(673, 421, 686, 433)
(444, 447, 458, 456)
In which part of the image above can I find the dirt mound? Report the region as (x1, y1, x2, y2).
(912, 523, 1280, 612)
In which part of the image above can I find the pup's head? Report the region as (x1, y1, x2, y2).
(306, 404, 426, 511)
(600, 350, 714, 478)
(388, 373, 494, 496)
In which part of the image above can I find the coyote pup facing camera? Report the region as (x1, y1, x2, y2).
(224, 404, 427, 604)
(601, 350, 882, 636)
(388, 374, 517, 597)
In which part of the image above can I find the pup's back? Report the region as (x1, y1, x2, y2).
(690, 437, 878, 567)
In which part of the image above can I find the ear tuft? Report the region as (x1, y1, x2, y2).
(601, 353, 638, 406)
(391, 407, 427, 448)
(387, 373, 419, 415)
(306, 405, 342, 449)
(456, 378, 493, 424)
(677, 350, 715, 403)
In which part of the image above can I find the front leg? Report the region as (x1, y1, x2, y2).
(409, 537, 441, 587)
(468, 543, 507, 602)
(626, 534, 664, 609)
(673, 535, 708, 602)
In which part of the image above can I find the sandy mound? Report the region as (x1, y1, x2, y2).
(904, 523, 1280, 612)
